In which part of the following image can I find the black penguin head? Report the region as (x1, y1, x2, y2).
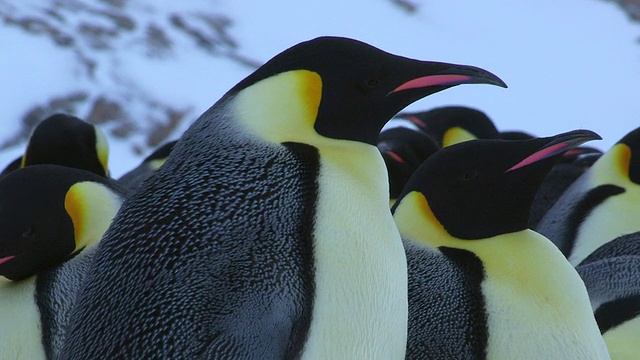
(393, 129, 601, 239)
(499, 130, 536, 141)
(377, 127, 439, 198)
(228, 37, 507, 145)
(396, 106, 499, 147)
(23, 114, 110, 177)
(0, 165, 126, 281)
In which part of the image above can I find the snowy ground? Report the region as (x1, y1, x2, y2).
(1, 0, 639, 178)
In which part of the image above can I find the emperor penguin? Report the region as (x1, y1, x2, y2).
(576, 231, 640, 360)
(537, 126, 640, 265)
(61, 36, 507, 359)
(395, 105, 499, 147)
(0, 113, 110, 178)
(117, 140, 177, 191)
(376, 127, 439, 204)
(392, 130, 610, 359)
(0, 164, 128, 359)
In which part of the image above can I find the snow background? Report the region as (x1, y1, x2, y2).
(1, 0, 639, 178)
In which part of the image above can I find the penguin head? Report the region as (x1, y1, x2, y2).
(23, 114, 110, 177)
(392, 129, 601, 239)
(377, 127, 439, 199)
(499, 130, 536, 141)
(396, 106, 499, 147)
(228, 37, 506, 146)
(0, 165, 127, 281)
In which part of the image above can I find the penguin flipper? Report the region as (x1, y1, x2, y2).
(404, 240, 487, 360)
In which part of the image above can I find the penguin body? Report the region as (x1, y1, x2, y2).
(393, 131, 609, 359)
(61, 37, 506, 358)
(117, 140, 177, 191)
(576, 231, 640, 360)
(0, 113, 110, 178)
(396, 105, 499, 147)
(0, 165, 128, 359)
(537, 127, 640, 265)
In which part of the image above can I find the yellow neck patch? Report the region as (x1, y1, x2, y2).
(442, 127, 477, 147)
(232, 70, 323, 145)
(393, 191, 449, 246)
(589, 143, 631, 186)
(147, 158, 167, 171)
(64, 182, 123, 252)
(94, 127, 110, 176)
(393, 190, 578, 297)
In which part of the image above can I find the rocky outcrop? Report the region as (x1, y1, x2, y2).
(0, 0, 259, 155)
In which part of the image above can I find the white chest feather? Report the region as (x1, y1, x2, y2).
(300, 144, 408, 360)
(571, 188, 640, 265)
(230, 69, 408, 358)
(478, 231, 610, 360)
(603, 317, 640, 360)
(0, 277, 45, 359)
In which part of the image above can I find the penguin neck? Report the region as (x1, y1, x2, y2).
(603, 316, 640, 358)
(64, 182, 124, 252)
(394, 191, 608, 358)
(568, 144, 640, 265)
(300, 141, 408, 359)
(588, 144, 632, 186)
(394, 191, 571, 294)
(227, 72, 408, 357)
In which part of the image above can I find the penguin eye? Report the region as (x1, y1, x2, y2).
(363, 79, 379, 88)
(21, 226, 36, 240)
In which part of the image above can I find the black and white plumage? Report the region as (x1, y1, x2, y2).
(393, 130, 609, 359)
(60, 36, 506, 358)
(0, 164, 128, 359)
(576, 231, 640, 360)
(537, 126, 640, 265)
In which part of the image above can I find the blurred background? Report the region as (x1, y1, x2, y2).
(1, 0, 639, 177)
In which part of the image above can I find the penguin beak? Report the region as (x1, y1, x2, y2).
(0, 255, 16, 265)
(506, 130, 602, 173)
(389, 63, 508, 95)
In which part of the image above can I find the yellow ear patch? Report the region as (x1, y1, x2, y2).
(395, 189, 588, 318)
(442, 127, 477, 147)
(590, 143, 632, 185)
(64, 182, 123, 252)
(94, 127, 110, 175)
(233, 70, 323, 144)
(147, 158, 167, 171)
(393, 191, 450, 247)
